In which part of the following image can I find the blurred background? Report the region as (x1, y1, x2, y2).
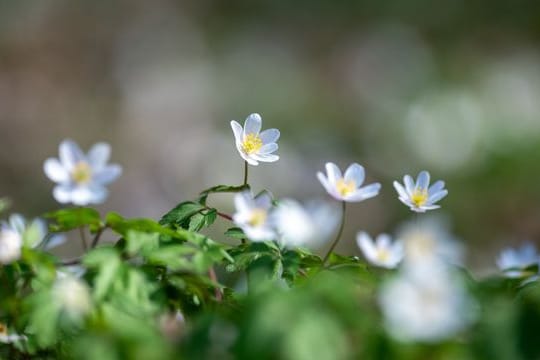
(1, 0, 540, 273)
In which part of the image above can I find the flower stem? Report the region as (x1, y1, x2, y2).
(323, 201, 346, 266)
(243, 161, 249, 186)
(91, 226, 107, 248)
(79, 226, 88, 251)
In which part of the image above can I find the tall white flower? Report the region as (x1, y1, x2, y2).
(44, 139, 122, 206)
(0, 224, 22, 264)
(496, 243, 540, 278)
(272, 199, 339, 249)
(230, 113, 280, 165)
(356, 232, 403, 269)
(393, 171, 447, 212)
(379, 269, 475, 343)
(317, 162, 381, 202)
(233, 191, 275, 241)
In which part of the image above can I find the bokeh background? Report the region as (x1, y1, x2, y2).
(1, 0, 540, 273)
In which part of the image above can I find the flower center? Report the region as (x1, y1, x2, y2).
(335, 178, 356, 197)
(71, 162, 92, 185)
(411, 188, 428, 207)
(248, 209, 267, 227)
(376, 249, 390, 263)
(242, 133, 263, 154)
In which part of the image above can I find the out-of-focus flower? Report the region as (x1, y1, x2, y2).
(6, 214, 64, 250)
(233, 191, 275, 241)
(379, 268, 475, 343)
(230, 113, 280, 165)
(272, 199, 339, 249)
(356, 232, 403, 269)
(44, 139, 122, 206)
(0, 323, 26, 343)
(53, 276, 92, 317)
(393, 171, 447, 212)
(398, 216, 463, 269)
(0, 223, 23, 264)
(317, 162, 381, 202)
(496, 243, 540, 278)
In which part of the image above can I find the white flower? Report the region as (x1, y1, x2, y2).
(393, 171, 447, 213)
(0, 323, 26, 344)
(44, 139, 122, 206)
(496, 243, 540, 278)
(317, 162, 381, 202)
(233, 191, 275, 241)
(53, 276, 92, 317)
(379, 269, 475, 342)
(356, 232, 403, 269)
(5, 213, 65, 250)
(0, 224, 22, 264)
(272, 199, 339, 249)
(230, 113, 280, 165)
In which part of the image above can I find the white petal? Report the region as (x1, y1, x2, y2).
(427, 189, 448, 204)
(344, 163, 365, 187)
(87, 185, 108, 204)
(393, 181, 408, 200)
(428, 180, 445, 196)
(376, 234, 392, 248)
(251, 153, 279, 163)
(53, 185, 74, 204)
(59, 139, 85, 169)
(345, 183, 381, 202)
(325, 162, 342, 185)
(244, 113, 262, 135)
(259, 128, 280, 144)
(87, 143, 111, 170)
(254, 192, 273, 209)
(44, 158, 69, 183)
(234, 192, 253, 214)
(93, 165, 122, 184)
(44, 234, 66, 250)
(416, 171, 430, 190)
(9, 214, 26, 234)
(357, 232, 377, 262)
(403, 175, 415, 195)
(230, 120, 243, 143)
(258, 143, 278, 155)
(317, 172, 340, 199)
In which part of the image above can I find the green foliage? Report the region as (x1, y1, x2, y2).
(45, 207, 102, 232)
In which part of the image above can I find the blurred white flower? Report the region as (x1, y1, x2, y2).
(272, 199, 339, 249)
(379, 268, 475, 342)
(393, 171, 447, 212)
(0, 223, 23, 264)
(233, 191, 275, 241)
(496, 243, 540, 278)
(230, 113, 280, 166)
(5, 214, 64, 250)
(398, 216, 464, 269)
(0, 323, 26, 344)
(44, 139, 122, 206)
(53, 276, 92, 317)
(317, 162, 381, 202)
(356, 232, 403, 269)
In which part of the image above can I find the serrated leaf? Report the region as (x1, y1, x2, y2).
(225, 227, 246, 239)
(197, 184, 250, 205)
(106, 212, 176, 238)
(125, 230, 160, 256)
(159, 202, 205, 227)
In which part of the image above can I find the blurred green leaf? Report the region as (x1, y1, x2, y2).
(45, 207, 102, 232)
(197, 184, 249, 205)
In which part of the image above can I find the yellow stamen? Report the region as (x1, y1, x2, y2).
(411, 188, 428, 207)
(335, 178, 356, 197)
(376, 249, 390, 263)
(71, 162, 92, 185)
(248, 209, 267, 227)
(242, 133, 263, 154)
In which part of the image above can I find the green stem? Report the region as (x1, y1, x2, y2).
(243, 160, 249, 186)
(323, 201, 346, 266)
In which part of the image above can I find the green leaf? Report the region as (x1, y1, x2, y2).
(125, 230, 160, 256)
(23, 219, 46, 248)
(83, 247, 122, 301)
(225, 227, 246, 240)
(159, 201, 205, 227)
(197, 184, 249, 205)
(45, 207, 102, 232)
(106, 212, 176, 238)
(145, 245, 198, 271)
(188, 209, 217, 232)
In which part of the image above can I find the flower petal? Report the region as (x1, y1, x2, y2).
(59, 139, 85, 169)
(345, 183, 381, 202)
(376, 234, 392, 248)
(93, 164, 122, 185)
(357, 232, 377, 262)
(254, 191, 273, 209)
(251, 153, 279, 163)
(44, 158, 69, 183)
(427, 189, 448, 204)
(258, 143, 278, 155)
(259, 128, 280, 144)
(9, 214, 26, 234)
(403, 175, 415, 194)
(230, 120, 243, 143)
(393, 181, 408, 199)
(87, 143, 111, 170)
(428, 180, 445, 196)
(416, 171, 430, 190)
(244, 113, 262, 136)
(53, 185, 74, 204)
(344, 163, 365, 187)
(325, 162, 342, 185)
